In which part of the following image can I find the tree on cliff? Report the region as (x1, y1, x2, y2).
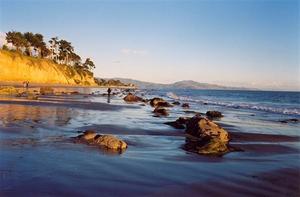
(83, 58, 95, 71)
(4, 30, 96, 71)
(58, 39, 74, 65)
(49, 37, 59, 62)
(6, 31, 27, 52)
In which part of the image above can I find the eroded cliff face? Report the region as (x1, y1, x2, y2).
(0, 50, 97, 85)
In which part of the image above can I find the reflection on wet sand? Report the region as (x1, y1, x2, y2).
(0, 104, 73, 128)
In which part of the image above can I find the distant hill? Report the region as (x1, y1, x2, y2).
(108, 78, 252, 90)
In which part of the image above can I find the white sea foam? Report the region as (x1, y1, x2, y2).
(166, 92, 300, 115)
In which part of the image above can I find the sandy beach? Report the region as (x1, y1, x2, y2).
(0, 87, 299, 196)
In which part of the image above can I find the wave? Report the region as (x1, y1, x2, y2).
(166, 92, 300, 115)
(166, 92, 179, 100)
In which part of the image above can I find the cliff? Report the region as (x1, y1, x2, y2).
(0, 50, 97, 86)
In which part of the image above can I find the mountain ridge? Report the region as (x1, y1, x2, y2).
(106, 78, 254, 90)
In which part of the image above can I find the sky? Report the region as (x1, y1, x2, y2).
(0, 0, 299, 90)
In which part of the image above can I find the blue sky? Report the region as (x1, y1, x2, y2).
(0, 0, 299, 90)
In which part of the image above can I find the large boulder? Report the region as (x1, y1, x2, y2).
(186, 115, 229, 142)
(206, 111, 223, 119)
(40, 87, 54, 95)
(150, 97, 172, 108)
(74, 130, 127, 151)
(185, 115, 230, 155)
(123, 93, 144, 102)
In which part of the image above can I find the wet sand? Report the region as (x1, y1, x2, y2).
(0, 90, 299, 196)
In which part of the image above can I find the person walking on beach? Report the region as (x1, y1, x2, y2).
(107, 88, 112, 103)
(107, 88, 111, 96)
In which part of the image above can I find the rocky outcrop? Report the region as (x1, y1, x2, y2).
(153, 107, 169, 116)
(206, 111, 223, 119)
(123, 93, 144, 102)
(74, 130, 127, 151)
(150, 97, 172, 108)
(185, 115, 230, 155)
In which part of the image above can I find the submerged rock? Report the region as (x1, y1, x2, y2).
(123, 93, 144, 102)
(279, 118, 299, 124)
(164, 117, 191, 129)
(150, 97, 172, 108)
(172, 101, 181, 105)
(74, 130, 127, 151)
(153, 107, 169, 116)
(181, 103, 190, 108)
(40, 87, 54, 95)
(206, 111, 223, 119)
(185, 115, 230, 155)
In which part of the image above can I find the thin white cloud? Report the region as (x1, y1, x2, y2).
(120, 48, 148, 56)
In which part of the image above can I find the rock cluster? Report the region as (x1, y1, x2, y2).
(74, 130, 127, 151)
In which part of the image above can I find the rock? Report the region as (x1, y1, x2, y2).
(164, 121, 185, 129)
(93, 135, 127, 150)
(185, 115, 230, 155)
(150, 97, 172, 107)
(123, 93, 144, 102)
(184, 137, 231, 156)
(74, 130, 127, 151)
(206, 111, 223, 119)
(165, 117, 188, 128)
(81, 130, 97, 140)
(164, 117, 191, 129)
(40, 87, 54, 95)
(182, 103, 190, 108)
(186, 115, 229, 142)
(172, 101, 181, 105)
(153, 107, 169, 116)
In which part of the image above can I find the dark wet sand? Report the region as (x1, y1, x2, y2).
(150, 167, 300, 197)
(0, 93, 299, 196)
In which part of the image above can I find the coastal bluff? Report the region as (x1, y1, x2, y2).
(0, 50, 97, 85)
